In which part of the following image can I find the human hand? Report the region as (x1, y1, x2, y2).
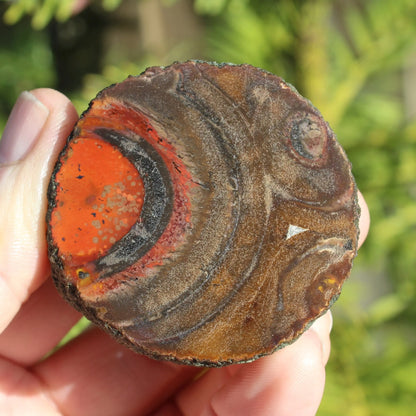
(0, 89, 370, 415)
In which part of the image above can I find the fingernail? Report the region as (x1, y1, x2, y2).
(0, 91, 49, 164)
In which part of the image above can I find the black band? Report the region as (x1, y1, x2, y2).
(92, 128, 174, 278)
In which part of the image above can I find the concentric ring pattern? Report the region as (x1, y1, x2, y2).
(47, 61, 360, 366)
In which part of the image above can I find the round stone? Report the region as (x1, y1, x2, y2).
(46, 61, 360, 367)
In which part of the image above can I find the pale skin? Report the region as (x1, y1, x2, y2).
(0, 89, 370, 416)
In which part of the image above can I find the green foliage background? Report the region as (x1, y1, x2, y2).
(1, 0, 416, 414)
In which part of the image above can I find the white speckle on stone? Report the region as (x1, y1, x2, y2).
(286, 224, 308, 240)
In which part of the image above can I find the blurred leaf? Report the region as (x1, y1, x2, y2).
(2, 0, 123, 28)
(194, 0, 229, 15)
(31, 0, 57, 29)
(56, 0, 75, 22)
(102, 0, 123, 10)
(367, 294, 408, 325)
(3, 0, 36, 25)
(55, 317, 91, 349)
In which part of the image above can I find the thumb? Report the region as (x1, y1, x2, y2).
(0, 89, 78, 333)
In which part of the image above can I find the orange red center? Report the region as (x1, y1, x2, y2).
(50, 137, 144, 267)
